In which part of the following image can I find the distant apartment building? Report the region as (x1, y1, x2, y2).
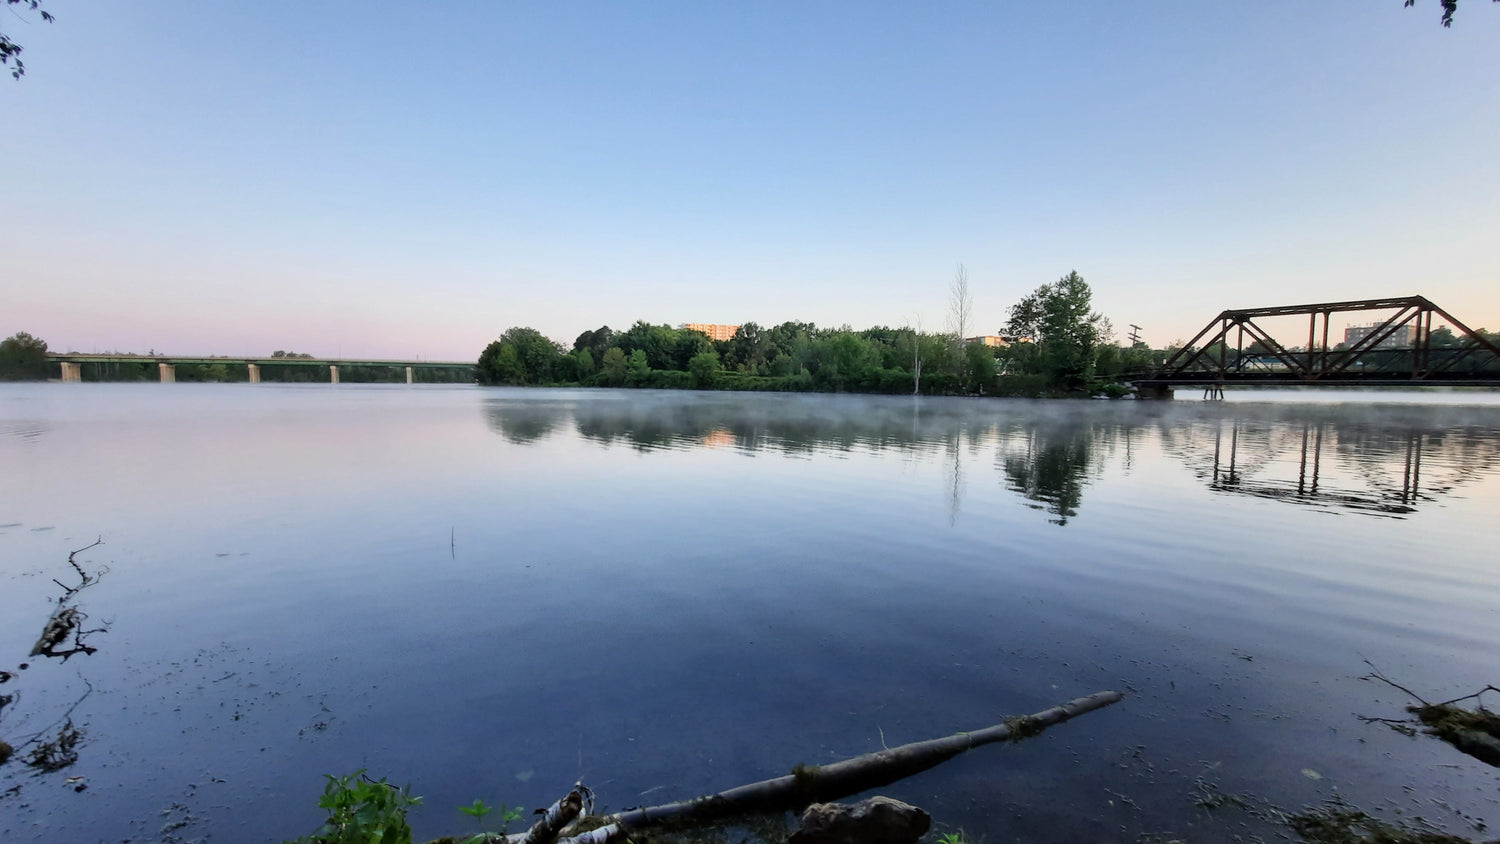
(1344, 323, 1417, 350)
(965, 335, 1012, 348)
(682, 323, 740, 342)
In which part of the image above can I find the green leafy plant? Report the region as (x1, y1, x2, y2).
(459, 799, 525, 844)
(286, 769, 423, 844)
(460, 798, 493, 826)
(937, 831, 974, 844)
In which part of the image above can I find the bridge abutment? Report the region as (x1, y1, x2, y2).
(406, 366, 414, 384)
(1136, 383, 1174, 400)
(159, 363, 176, 383)
(247, 363, 261, 384)
(329, 365, 339, 384)
(59, 361, 82, 382)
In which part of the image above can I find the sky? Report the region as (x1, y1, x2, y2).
(3, 1, 1498, 360)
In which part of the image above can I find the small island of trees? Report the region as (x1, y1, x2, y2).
(479, 271, 1158, 397)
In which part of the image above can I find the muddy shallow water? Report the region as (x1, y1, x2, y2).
(2, 384, 1498, 842)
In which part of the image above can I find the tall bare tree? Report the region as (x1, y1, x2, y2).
(948, 263, 973, 343)
(948, 263, 974, 385)
(909, 315, 924, 395)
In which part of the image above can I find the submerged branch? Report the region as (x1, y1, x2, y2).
(1359, 664, 1500, 768)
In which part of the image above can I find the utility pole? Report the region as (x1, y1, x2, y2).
(1128, 324, 1143, 346)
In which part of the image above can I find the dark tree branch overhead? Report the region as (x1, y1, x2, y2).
(1, 0, 53, 79)
(1405, 0, 1499, 27)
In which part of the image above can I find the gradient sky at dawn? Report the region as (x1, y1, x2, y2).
(4, 1, 1498, 359)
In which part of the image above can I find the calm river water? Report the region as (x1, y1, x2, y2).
(2, 384, 1499, 843)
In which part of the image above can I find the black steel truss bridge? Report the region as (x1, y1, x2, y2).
(1135, 296, 1500, 395)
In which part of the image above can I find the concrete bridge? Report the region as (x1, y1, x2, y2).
(48, 354, 476, 384)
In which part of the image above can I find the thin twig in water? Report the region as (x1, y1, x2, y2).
(16, 678, 94, 747)
(1432, 685, 1500, 710)
(1360, 657, 1431, 706)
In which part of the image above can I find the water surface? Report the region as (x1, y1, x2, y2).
(2, 384, 1499, 842)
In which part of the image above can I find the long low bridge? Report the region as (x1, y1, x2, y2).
(1133, 296, 1500, 398)
(47, 354, 476, 384)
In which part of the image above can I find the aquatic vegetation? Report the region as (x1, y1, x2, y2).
(1288, 804, 1474, 844)
(1409, 703, 1500, 767)
(23, 719, 81, 772)
(286, 769, 423, 844)
(1361, 661, 1500, 767)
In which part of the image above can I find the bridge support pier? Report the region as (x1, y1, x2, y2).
(405, 366, 414, 385)
(59, 361, 82, 382)
(247, 363, 261, 384)
(159, 363, 176, 383)
(329, 365, 339, 384)
(1136, 383, 1174, 400)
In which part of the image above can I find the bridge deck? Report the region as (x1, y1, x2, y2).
(47, 354, 474, 368)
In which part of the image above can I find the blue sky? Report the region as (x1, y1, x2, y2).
(5, 1, 1497, 359)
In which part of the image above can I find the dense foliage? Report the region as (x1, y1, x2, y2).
(0, 332, 49, 380)
(479, 319, 1013, 394)
(476, 270, 1153, 396)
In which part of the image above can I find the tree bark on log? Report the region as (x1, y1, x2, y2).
(549, 690, 1122, 844)
(518, 786, 590, 844)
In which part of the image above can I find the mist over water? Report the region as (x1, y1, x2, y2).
(2, 384, 1499, 842)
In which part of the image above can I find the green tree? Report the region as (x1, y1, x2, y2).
(625, 349, 651, 384)
(1005, 271, 1110, 391)
(572, 347, 595, 376)
(552, 351, 581, 383)
(723, 322, 769, 373)
(0, 331, 49, 380)
(477, 327, 563, 385)
(478, 342, 522, 384)
(200, 363, 231, 382)
(572, 326, 614, 364)
(600, 347, 627, 385)
(964, 341, 999, 394)
(673, 330, 714, 371)
(688, 350, 722, 388)
(2, 1, 53, 80)
(1428, 326, 1461, 348)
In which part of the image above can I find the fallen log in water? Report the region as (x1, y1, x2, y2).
(526, 690, 1123, 844)
(517, 786, 591, 844)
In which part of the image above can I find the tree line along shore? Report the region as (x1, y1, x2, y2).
(480, 271, 1152, 397)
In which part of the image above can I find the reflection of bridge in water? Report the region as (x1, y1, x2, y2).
(1203, 422, 1426, 515)
(481, 394, 1500, 523)
(1158, 410, 1500, 517)
(1134, 296, 1500, 398)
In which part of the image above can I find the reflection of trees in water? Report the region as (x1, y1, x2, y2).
(481, 394, 1500, 523)
(482, 395, 1135, 524)
(483, 399, 563, 444)
(560, 395, 979, 456)
(995, 422, 1115, 526)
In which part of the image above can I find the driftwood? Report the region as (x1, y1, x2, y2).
(544, 690, 1123, 844)
(518, 785, 592, 844)
(30, 537, 108, 660)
